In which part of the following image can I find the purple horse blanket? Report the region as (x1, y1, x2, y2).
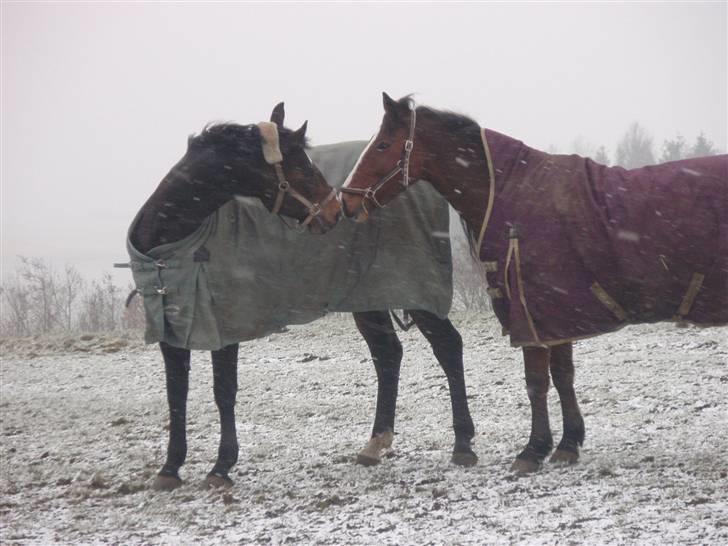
(478, 128, 727, 347)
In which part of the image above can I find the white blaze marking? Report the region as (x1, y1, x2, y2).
(343, 136, 376, 188)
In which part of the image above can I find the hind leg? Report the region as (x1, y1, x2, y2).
(408, 310, 477, 466)
(353, 311, 402, 466)
(153, 342, 190, 491)
(549, 342, 584, 464)
(512, 346, 553, 474)
(206, 343, 240, 489)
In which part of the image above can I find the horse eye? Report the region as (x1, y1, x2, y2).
(376, 141, 390, 151)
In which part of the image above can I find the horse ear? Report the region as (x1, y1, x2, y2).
(382, 92, 398, 115)
(292, 120, 308, 145)
(270, 102, 285, 127)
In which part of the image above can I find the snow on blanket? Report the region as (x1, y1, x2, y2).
(479, 128, 727, 347)
(126, 141, 452, 350)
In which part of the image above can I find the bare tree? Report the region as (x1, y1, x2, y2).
(688, 132, 718, 158)
(0, 279, 31, 336)
(615, 122, 655, 168)
(450, 215, 490, 312)
(660, 135, 688, 163)
(122, 283, 146, 331)
(593, 146, 610, 166)
(58, 265, 84, 331)
(571, 135, 595, 158)
(18, 257, 59, 334)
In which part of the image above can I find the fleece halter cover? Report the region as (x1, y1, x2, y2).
(126, 140, 452, 350)
(257, 122, 284, 165)
(477, 128, 727, 347)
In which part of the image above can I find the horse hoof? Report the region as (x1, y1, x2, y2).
(356, 431, 393, 467)
(550, 449, 579, 465)
(205, 473, 234, 489)
(356, 453, 381, 467)
(152, 474, 183, 491)
(451, 450, 478, 467)
(510, 458, 541, 475)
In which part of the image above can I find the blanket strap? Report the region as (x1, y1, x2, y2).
(672, 272, 705, 322)
(590, 282, 628, 322)
(504, 227, 542, 344)
(390, 310, 415, 332)
(475, 129, 497, 256)
(487, 287, 503, 299)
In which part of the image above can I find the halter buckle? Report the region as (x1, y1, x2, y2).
(404, 139, 414, 152)
(278, 180, 290, 191)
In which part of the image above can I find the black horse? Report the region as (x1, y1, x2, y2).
(129, 104, 476, 491)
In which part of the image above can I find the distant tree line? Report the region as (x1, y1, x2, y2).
(567, 124, 720, 169)
(0, 257, 144, 337)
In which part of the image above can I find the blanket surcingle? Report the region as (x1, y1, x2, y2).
(127, 141, 452, 350)
(478, 128, 727, 347)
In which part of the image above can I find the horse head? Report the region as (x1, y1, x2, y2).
(340, 93, 426, 222)
(183, 103, 340, 234)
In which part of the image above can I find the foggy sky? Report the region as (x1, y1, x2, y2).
(2, 1, 726, 283)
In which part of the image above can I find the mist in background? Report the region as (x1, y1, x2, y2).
(2, 2, 726, 283)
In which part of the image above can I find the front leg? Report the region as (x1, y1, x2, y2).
(512, 346, 553, 474)
(206, 343, 239, 489)
(154, 342, 190, 491)
(353, 311, 402, 466)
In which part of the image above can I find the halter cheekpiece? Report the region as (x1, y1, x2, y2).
(340, 100, 417, 211)
(257, 121, 337, 228)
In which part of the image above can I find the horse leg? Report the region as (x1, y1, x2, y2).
(353, 311, 402, 466)
(408, 310, 477, 466)
(511, 346, 553, 474)
(206, 343, 240, 489)
(549, 342, 584, 464)
(153, 342, 190, 491)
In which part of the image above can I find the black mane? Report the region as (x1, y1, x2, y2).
(419, 106, 480, 134)
(393, 94, 479, 134)
(188, 122, 259, 153)
(188, 122, 310, 153)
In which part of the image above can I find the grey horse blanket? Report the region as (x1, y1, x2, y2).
(127, 141, 452, 350)
(479, 128, 727, 347)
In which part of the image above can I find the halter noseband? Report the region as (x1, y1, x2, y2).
(270, 163, 337, 227)
(339, 100, 417, 212)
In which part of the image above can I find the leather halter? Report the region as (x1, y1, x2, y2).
(270, 160, 337, 227)
(339, 100, 417, 213)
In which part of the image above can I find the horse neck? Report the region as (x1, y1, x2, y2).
(131, 176, 233, 254)
(422, 125, 540, 238)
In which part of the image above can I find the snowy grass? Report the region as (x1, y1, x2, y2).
(1, 312, 726, 544)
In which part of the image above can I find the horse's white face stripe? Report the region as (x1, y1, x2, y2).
(343, 136, 376, 188)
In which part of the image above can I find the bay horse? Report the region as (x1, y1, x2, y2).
(129, 104, 476, 491)
(336, 93, 727, 474)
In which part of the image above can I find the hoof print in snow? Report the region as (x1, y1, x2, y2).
(205, 473, 233, 489)
(550, 449, 579, 465)
(152, 474, 182, 491)
(355, 453, 381, 467)
(451, 451, 478, 467)
(510, 458, 541, 475)
(89, 472, 110, 489)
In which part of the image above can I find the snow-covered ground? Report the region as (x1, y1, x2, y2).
(1, 312, 726, 545)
